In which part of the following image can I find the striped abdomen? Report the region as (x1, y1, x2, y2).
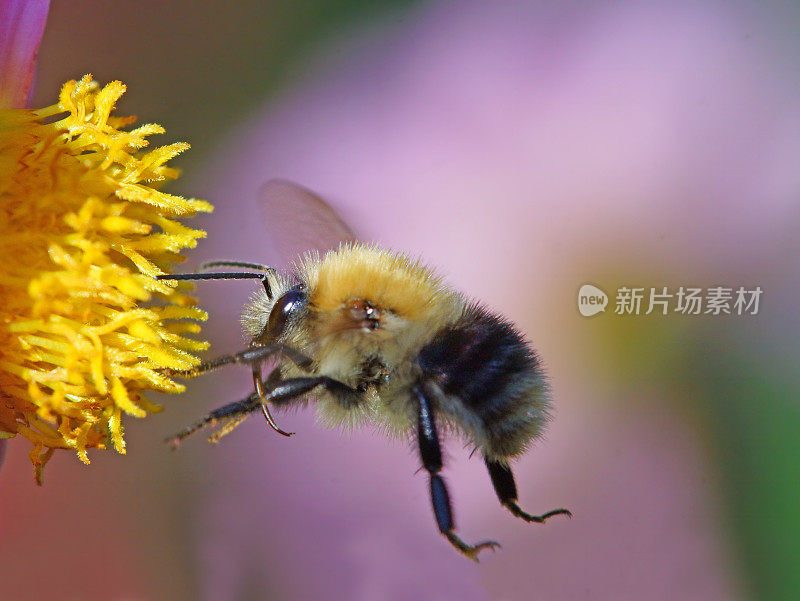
(416, 303, 550, 458)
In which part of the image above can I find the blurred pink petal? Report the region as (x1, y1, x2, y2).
(0, 0, 49, 108)
(189, 2, 800, 599)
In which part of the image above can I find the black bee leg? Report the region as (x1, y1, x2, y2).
(252, 365, 294, 437)
(264, 376, 361, 409)
(485, 457, 572, 523)
(169, 375, 360, 448)
(162, 343, 312, 378)
(414, 386, 501, 562)
(166, 392, 261, 447)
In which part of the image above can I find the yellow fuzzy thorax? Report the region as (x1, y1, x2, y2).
(300, 244, 458, 321)
(0, 76, 212, 482)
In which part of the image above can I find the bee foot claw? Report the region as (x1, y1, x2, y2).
(446, 531, 502, 561)
(508, 502, 572, 524)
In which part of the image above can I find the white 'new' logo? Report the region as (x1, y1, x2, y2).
(578, 284, 608, 317)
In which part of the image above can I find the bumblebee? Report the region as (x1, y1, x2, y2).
(157, 188, 570, 561)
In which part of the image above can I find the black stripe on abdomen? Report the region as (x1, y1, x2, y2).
(417, 304, 536, 420)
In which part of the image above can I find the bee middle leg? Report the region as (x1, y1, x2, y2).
(253, 366, 294, 437)
(167, 392, 262, 447)
(414, 386, 500, 562)
(264, 375, 361, 409)
(247, 366, 362, 437)
(168, 374, 360, 447)
(484, 457, 572, 523)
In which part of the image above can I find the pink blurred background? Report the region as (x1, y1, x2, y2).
(2, 2, 799, 600)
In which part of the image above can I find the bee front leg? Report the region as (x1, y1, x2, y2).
(413, 386, 500, 562)
(484, 457, 572, 523)
(162, 343, 312, 378)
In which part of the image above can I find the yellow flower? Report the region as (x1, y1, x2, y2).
(0, 75, 213, 483)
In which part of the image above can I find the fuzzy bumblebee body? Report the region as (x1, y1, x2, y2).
(241, 244, 550, 461)
(161, 241, 570, 561)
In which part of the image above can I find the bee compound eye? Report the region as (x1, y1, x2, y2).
(267, 288, 307, 336)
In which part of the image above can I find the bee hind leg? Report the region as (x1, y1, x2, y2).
(414, 386, 501, 562)
(484, 457, 572, 523)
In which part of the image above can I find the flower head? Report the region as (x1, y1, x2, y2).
(0, 75, 212, 482)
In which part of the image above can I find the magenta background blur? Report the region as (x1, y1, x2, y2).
(2, 2, 799, 600)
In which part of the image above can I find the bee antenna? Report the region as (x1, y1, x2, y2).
(199, 261, 276, 274)
(155, 271, 274, 298)
(202, 261, 277, 298)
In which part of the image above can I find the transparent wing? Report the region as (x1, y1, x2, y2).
(258, 179, 357, 269)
